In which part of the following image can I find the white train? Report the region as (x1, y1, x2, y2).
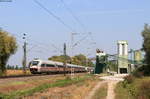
(29, 59, 92, 74)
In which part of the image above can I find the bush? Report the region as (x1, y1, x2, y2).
(132, 65, 150, 77)
(137, 81, 150, 99)
(124, 75, 135, 84)
(122, 75, 135, 88)
(132, 70, 144, 78)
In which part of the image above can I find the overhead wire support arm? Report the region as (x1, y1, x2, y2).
(73, 34, 89, 47)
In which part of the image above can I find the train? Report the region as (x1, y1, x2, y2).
(29, 59, 93, 74)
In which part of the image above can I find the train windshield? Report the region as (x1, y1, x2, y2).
(32, 61, 39, 66)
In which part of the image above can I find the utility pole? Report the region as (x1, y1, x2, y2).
(63, 43, 67, 76)
(71, 33, 76, 77)
(22, 33, 27, 74)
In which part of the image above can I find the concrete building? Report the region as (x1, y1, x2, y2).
(117, 40, 128, 74)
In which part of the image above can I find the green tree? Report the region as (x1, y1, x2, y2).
(48, 54, 94, 67)
(15, 65, 19, 70)
(48, 55, 71, 63)
(0, 29, 17, 75)
(142, 24, 150, 64)
(137, 24, 150, 75)
(87, 59, 94, 67)
(71, 56, 81, 65)
(72, 54, 94, 66)
(73, 54, 86, 66)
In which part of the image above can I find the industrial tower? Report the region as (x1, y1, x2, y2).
(117, 40, 128, 74)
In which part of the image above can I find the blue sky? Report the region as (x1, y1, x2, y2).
(0, 0, 150, 66)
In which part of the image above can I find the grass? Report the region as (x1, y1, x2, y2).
(6, 70, 31, 76)
(0, 81, 26, 88)
(92, 83, 107, 99)
(0, 74, 93, 99)
(115, 82, 133, 99)
(115, 77, 150, 99)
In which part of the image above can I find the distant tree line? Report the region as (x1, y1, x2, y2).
(6, 65, 23, 70)
(48, 54, 94, 67)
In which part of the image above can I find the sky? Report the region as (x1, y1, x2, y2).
(0, 0, 150, 66)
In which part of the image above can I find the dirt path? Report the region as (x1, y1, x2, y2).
(85, 74, 126, 99)
(106, 81, 118, 99)
(84, 80, 107, 99)
(100, 74, 126, 99)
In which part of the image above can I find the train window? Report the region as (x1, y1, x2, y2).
(46, 64, 55, 67)
(41, 64, 45, 67)
(32, 61, 39, 66)
(58, 65, 63, 68)
(68, 66, 71, 68)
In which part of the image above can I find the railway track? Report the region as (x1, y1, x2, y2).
(0, 72, 86, 79)
(0, 74, 47, 79)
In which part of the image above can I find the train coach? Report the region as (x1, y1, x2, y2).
(29, 59, 91, 74)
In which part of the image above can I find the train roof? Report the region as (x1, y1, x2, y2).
(32, 59, 86, 68)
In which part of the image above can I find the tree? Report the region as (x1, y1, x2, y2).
(48, 54, 94, 67)
(72, 54, 86, 66)
(15, 65, 19, 70)
(136, 24, 150, 75)
(48, 55, 71, 63)
(142, 24, 150, 64)
(0, 29, 17, 75)
(71, 54, 94, 66)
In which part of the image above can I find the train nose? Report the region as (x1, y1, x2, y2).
(30, 68, 38, 74)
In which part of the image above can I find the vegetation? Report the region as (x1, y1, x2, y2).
(132, 65, 148, 77)
(115, 76, 150, 99)
(0, 74, 94, 99)
(6, 70, 31, 76)
(48, 55, 71, 63)
(137, 24, 150, 76)
(115, 82, 133, 99)
(0, 29, 17, 75)
(25, 74, 99, 99)
(6, 65, 22, 70)
(115, 24, 150, 99)
(48, 54, 94, 67)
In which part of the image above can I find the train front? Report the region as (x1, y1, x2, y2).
(29, 60, 41, 74)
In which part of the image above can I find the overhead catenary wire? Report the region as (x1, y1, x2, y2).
(9, 33, 62, 56)
(27, 38, 63, 53)
(33, 0, 96, 56)
(60, 0, 87, 33)
(73, 33, 89, 47)
(33, 0, 75, 32)
(14, 32, 63, 54)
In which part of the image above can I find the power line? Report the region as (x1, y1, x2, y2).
(33, 0, 75, 32)
(12, 33, 62, 53)
(13, 36, 62, 56)
(73, 34, 89, 47)
(27, 38, 63, 53)
(60, 0, 87, 32)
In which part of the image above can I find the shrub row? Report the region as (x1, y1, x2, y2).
(121, 75, 150, 99)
